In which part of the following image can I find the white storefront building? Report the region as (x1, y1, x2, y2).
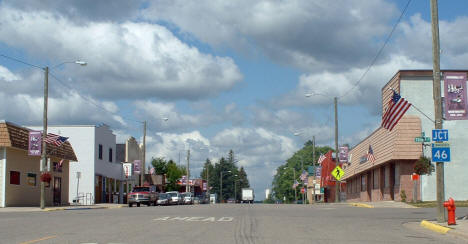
(30, 124, 125, 204)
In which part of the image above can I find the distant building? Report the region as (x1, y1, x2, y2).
(343, 70, 468, 202)
(0, 121, 77, 207)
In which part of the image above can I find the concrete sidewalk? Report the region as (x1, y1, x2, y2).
(420, 216, 468, 241)
(348, 201, 417, 208)
(0, 203, 126, 212)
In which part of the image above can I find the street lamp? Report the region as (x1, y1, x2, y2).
(41, 60, 87, 209)
(220, 170, 231, 203)
(233, 174, 238, 203)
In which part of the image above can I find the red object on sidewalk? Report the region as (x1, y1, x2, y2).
(443, 197, 456, 225)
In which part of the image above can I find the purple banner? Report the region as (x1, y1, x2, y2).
(315, 166, 322, 178)
(444, 72, 468, 120)
(338, 146, 349, 163)
(28, 131, 42, 156)
(133, 160, 141, 174)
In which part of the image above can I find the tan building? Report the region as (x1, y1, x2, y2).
(0, 121, 77, 207)
(343, 116, 422, 202)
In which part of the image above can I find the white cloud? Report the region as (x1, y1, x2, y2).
(277, 55, 428, 113)
(0, 6, 242, 100)
(0, 65, 19, 81)
(144, 0, 397, 71)
(0, 87, 126, 128)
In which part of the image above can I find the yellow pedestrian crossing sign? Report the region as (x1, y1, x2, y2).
(331, 166, 344, 181)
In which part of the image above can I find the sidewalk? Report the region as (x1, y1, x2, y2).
(0, 203, 126, 212)
(420, 216, 468, 240)
(347, 201, 417, 208)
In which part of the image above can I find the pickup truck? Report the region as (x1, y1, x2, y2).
(127, 186, 158, 207)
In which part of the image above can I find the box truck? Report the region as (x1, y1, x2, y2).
(241, 188, 254, 203)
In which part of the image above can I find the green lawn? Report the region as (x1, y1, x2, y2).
(408, 201, 468, 208)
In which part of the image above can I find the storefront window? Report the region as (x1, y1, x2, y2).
(394, 164, 400, 186)
(27, 173, 36, 186)
(384, 166, 389, 188)
(361, 175, 366, 192)
(10, 171, 20, 185)
(373, 169, 379, 189)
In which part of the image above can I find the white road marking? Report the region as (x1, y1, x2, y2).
(153, 216, 234, 222)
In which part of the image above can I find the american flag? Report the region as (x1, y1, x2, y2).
(44, 133, 68, 147)
(317, 154, 326, 165)
(367, 145, 376, 163)
(300, 170, 308, 182)
(382, 90, 412, 131)
(292, 180, 299, 189)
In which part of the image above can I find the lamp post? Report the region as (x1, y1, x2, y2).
(220, 170, 231, 203)
(41, 60, 87, 209)
(293, 132, 306, 204)
(233, 174, 238, 203)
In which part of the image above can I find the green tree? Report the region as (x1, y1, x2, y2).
(166, 160, 183, 191)
(151, 157, 167, 175)
(272, 144, 333, 203)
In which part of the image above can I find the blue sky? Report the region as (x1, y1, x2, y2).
(1, 0, 468, 199)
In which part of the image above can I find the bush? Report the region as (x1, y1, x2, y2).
(414, 156, 434, 175)
(400, 190, 407, 202)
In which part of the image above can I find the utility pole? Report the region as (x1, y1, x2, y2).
(140, 121, 146, 186)
(220, 171, 223, 203)
(334, 97, 339, 203)
(186, 149, 190, 193)
(430, 0, 445, 223)
(293, 169, 297, 203)
(40, 67, 49, 209)
(312, 136, 315, 203)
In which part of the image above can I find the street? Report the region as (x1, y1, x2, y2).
(1, 204, 467, 244)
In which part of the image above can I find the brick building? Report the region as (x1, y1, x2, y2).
(343, 70, 468, 202)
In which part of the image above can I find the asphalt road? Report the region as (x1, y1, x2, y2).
(1, 204, 468, 244)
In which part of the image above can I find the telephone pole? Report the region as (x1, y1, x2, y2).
(40, 67, 49, 209)
(186, 149, 190, 193)
(430, 0, 445, 222)
(334, 97, 339, 203)
(140, 121, 146, 186)
(312, 135, 315, 203)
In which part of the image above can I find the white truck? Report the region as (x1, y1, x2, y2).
(241, 188, 254, 204)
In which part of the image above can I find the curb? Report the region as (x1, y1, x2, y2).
(349, 203, 374, 208)
(420, 220, 450, 234)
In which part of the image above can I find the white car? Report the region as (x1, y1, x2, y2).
(182, 192, 194, 205)
(166, 191, 182, 205)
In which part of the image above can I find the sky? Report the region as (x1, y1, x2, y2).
(1, 0, 468, 200)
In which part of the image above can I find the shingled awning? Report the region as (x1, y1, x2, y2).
(0, 121, 77, 161)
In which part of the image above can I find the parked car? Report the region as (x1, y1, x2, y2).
(181, 192, 194, 205)
(193, 197, 200, 204)
(166, 191, 182, 205)
(127, 186, 158, 207)
(227, 198, 236, 204)
(156, 193, 169, 206)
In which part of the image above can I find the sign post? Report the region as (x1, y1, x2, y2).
(411, 173, 419, 203)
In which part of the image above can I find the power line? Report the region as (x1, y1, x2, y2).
(0, 54, 42, 69)
(338, 0, 413, 99)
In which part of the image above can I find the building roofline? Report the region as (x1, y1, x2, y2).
(381, 69, 468, 93)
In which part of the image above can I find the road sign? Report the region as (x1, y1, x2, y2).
(431, 144, 450, 162)
(432, 129, 449, 142)
(331, 166, 344, 181)
(415, 137, 431, 143)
